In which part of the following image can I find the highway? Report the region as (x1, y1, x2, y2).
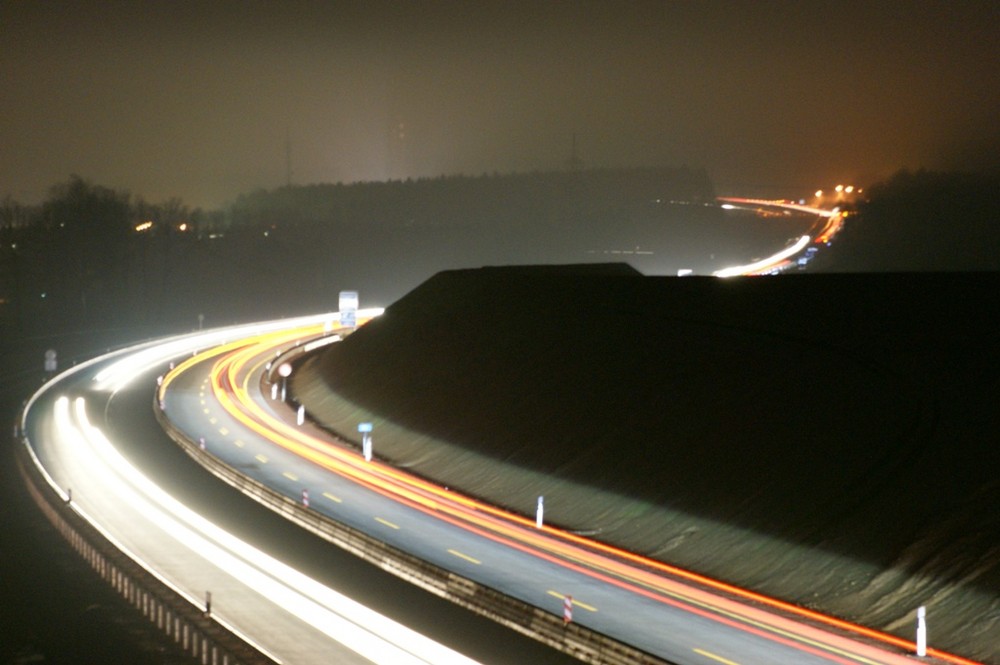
(20, 313, 980, 665)
(20, 316, 577, 665)
(713, 198, 844, 276)
(158, 316, 973, 665)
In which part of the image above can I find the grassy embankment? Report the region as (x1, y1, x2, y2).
(293, 266, 1000, 663)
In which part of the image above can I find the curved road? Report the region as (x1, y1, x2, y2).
(21, 316, 576, 665)
(156, 317, 971, 665)
(20, 312, 979, 665)
(713, 198, 844, 276)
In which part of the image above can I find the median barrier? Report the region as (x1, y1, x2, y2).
(155, 395, 675, 665)
(14, 434, 275, 665)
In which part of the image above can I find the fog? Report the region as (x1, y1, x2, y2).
(3, 1, 997, 207)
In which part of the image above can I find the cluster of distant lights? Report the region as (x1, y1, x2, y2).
(710, 197, 843, 277)
(815, 184, 861, 198)
(134, 220, 189, 233)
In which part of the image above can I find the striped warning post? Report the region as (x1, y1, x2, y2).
(563, 595, 573, 623)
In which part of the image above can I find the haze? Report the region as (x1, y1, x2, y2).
(2, 1, 997, 208)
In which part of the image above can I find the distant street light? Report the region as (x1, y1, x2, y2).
(44, 349, 57, 374)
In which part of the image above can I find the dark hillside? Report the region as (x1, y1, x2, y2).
(293, 267, 1000, 662)
(818, 170, 1000, 272)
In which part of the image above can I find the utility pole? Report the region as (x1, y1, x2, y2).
(567, 133, 584, 171)
(285, 128, 292, 188)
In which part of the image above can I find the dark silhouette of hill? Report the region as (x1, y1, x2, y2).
(293, 266, 1000, 662)
(2, 167, 816, 336)
(819, 169, 1000, 272)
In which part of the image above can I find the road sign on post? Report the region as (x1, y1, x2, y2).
(358, 422, 373, 461)
(339, 291, 359, 329)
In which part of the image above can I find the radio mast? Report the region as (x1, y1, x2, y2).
(567, 132, 584, 171)
(285, 129, 292, 188)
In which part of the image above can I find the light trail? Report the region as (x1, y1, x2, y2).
(718, 197, 837, 218)
(22, 307, 493, 664)
(166, 325, 984, 665)
(41, 394, 483, 665)
(94, 309, 382, 394)
(712, 197, 846, 277)
(713, 235, 811, 277)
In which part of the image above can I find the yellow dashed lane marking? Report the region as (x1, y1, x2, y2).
(283, 471, 298, 481)
(219, 427, 229, 436)
(546, 590, 597, 612)
(233, 440, 245, 448)
(375, 517, 399, 529)
(693, 648, 740, 665)
(255, 454, 268, 464)
(447, 549, 481, 565)
(323, 492, 342, 503)
(209, 417, 217, 424)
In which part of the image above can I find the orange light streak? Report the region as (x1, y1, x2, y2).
(166, 326, 983, 665)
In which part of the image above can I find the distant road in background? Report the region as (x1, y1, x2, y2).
(713, 197, 844, 276)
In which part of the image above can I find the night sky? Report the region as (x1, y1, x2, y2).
(2, 1, 997, 208)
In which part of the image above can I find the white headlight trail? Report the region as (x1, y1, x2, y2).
(59, 395, 480, 665)
(713, 235, 811, 277)
(90, 310, 383, 393)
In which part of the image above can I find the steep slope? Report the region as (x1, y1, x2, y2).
(292, 266, 1000, 662)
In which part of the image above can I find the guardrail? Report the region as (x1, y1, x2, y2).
(155, 396, 675, 665)
(14, 435, 275, 665)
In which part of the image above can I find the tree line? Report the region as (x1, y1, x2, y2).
(6, 166, 994, 340)
(1, 167, 718, 337)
